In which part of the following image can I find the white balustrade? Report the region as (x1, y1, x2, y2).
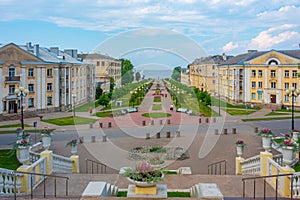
(52, 154, 73, 173)
(0, 168, 23, 196)
(273, 154, 283, 166)
(29, 151, 40, 164)
(29, 157, 46, 190)
(291, 172, 300, 198)
(241, 155, 260, 175)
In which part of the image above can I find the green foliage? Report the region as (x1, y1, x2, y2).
(121, 59, 134, 85)
(109, 77, 115, 93)
(152, 104, 162, 110)
(171, 66, 181, 81)
(98, 93, 110, 107)
(135, 72, 141, 81)
(0, 123, 32, 128)
(0, 149, 21, 170)
(95, 87, 103, 100)
(225, 109, 256, 115)
(153, 96, 161, 102)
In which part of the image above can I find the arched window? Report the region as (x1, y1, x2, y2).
(8, 65, 16, 77)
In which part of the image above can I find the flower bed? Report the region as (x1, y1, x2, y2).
(130, 146, 189, 160)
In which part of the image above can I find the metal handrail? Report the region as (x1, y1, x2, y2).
(10, 170, 69, 200)
(207, 159, 227, 175)
(242, 173, 295, 200)
(85, 158, 107, 174)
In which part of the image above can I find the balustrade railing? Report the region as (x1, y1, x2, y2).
(0, 168, 23, 197)
(273, 154, 283, 166)
(29, 157, 47, 191)
(29, 152, 40, 164)
(52, 154, 73, 173)
(241, 155, 260, 175)
(291, 172, 300, 198)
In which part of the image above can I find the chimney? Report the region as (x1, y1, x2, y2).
(33, 44, 39, 57)
(64, 49, 78, 58)
(26, 42, 32, 50)
(50, 47, 59, 55)
(222, 53, 227, 61)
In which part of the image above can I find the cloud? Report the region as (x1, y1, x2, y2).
(248, 24, 300, 50)
(222, 41, 239, 52)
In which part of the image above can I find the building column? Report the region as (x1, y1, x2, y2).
(36, 67, 41, 109)
(54, 67, 60, 107)
(41, 67, 46, 109)
(0, 67, 2, 114)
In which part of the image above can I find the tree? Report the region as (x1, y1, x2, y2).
(120, 59, 134, 85)
(95, 87, 103, 100)
(171, 66, 181, 82)
(135, 72, 141, 81)
(109, 77, 115, 93)
(98, 93, 110, 107)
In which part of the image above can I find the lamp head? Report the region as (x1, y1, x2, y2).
(24, 89, 29, 95)
(14, 88, 20, 95)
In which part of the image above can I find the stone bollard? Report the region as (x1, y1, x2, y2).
(142, 120, 146, 126)
(232, 128, 237, 134)
(102, 135, 107, 142)
(89, 123, 93, 128)
(214, 129, 218, 135)
(167, 119, 171, 125)
(176, 131, 180, 137)
(156, 132, 160, 139)
(160, 120, 163, 125)
(108, 122, 112, 128)
(146, 133, 150, 139)
(199, 118, 201, 123)
(99, 122, 103, 128)
(91, 136, 95, 143)
(79, 137, 84, 143)
(223, 129, 227, 135)
(206, 118, 209, 123)
(254, 127, 258, 133)
(166, 131, 171, 138)
(151, 120, 154, 125)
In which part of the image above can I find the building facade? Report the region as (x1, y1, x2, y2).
(78, 54, 121, 91)
(0, 43, 95, 115)
(189, 54, 231, 94)
(218, 50, 300, 107)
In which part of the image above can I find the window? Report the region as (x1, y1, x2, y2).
(284, 70, 289, 77)
(258, 82, 262, 88)
(292, 70, 297, 78)
(28, 84, 34, 92)
(47, 83, 52, 91)
(28, 68, 34, 77)
(284, 83, 289, 90)
(258, 70, 262, 77)
(284, 95, 289, 103)
(212, 80, 216, 84)
(9, 85, 15, 94)
(3, 101, 6, 111)
(101, 61, 105, 66)
(47, 69, 52, 77)
(72, 81, 74, 89)
(293, 96, 296, 103)
(258, 93, 262, 101)
(71, 69, 74, 77)
(292, 83, 297, 89)
(8, 68, 15, 77)
(47, 97, 52, 105)
(251, 93, 256, 100)
(271, 70, 276, 77)
(251, 70, 256, 77)
(76, 68, 78, 76)
(28, 98, 34, 107)
(271, 82, 276, 89)
(251, 82, 256, 88)
(97, 61, 100, 66)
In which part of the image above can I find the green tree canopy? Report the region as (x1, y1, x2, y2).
(171, 66, 181, 82)
(135, 72, 141, 81)
(109, 77, 115, 93)
(95, 87, 103, 100)
(120, 59, 134, 85)
(98, 93, 110, 107)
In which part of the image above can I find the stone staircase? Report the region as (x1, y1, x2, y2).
(0, 111, 38, 121)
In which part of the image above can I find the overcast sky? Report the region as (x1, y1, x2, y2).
(0, 0, 300, 68)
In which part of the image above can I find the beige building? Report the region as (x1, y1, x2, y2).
(78, 54, 121, 91)
(0, 43, 95, 115)
(218, 49, 300, 107)
(189, 54, 231, 94)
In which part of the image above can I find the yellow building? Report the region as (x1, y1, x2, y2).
(218, 50, 300, 107)
(189, 54, 231, 94)
(0, 43, 95, 115)
(78, 54, 122, 91)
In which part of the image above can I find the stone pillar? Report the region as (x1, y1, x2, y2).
(40, 150, 53, 175)
(99, 122, 103, 128)
(279, 166, 295, 197)
(70, 155, 80, 173)
(103, 135, 107, 142)
(260, 151, 273, 176)
(254, 127, 258, 133)
(17, 165, 33, 194)
(199, 118, 201, 123)
(159, 120, 163, 125)
(89, 123, 93, 128)
(142, 120, 146, 126)
(214, 129, 218, 135)
(176, 131, 180, 137)
(151, 120, 154, 125)
(232, 128, 237, 134)
(146, 133, 150, 139)
(235, 157, 244, 175)
(108, 122, 112, 128)
(167, 119, 171, 124)
(91, 136, 96, 143)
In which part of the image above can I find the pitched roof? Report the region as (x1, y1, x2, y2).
(78, 53, 120, 61)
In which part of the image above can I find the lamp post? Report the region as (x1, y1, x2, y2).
(286, 87, 300, 130)
(14, 87, 29, 130)
(72, 94, 76, 117)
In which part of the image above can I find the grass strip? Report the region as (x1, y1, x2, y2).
(242, 116, 300, 122)
(0, 149, 21, 170)
(42, 116, 97, 126)
(152, 104, 162, 110)
(142, 112, 171, 118)
(0, 123, 32, 128)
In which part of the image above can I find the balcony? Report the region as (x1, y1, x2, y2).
(5, 76, 20, 82)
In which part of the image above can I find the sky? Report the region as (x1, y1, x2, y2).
(0, 0, 300, 69)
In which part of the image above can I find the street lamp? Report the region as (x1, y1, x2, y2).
(286, 87, 300, 130)
(14, 87, 29, 130)
(72, 94, 76, 117)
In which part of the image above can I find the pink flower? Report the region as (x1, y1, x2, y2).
(19, 117, 23, 121)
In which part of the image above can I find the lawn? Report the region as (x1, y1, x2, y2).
(153, 96, 162, 102)
(225, 109, 256, 115)
(42, 116, 97, 126)
(95, 109, 125, 117)
(242, 116, 300, 122)
(152, 104, 162, 110)
(0, 149, 21, 170)
(69, 101, 100, 112)
(0, 123, 32, 128)
(142, 112, 172, 118)
(265, 112, 290, 116)
(0, 129, 55, 135)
